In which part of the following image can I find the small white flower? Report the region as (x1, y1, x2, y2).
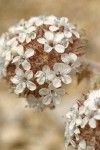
(84, 89, 100, 110)
(12, 45, 34, 70)
(0, 60, 7, 78)
(39, 83, 65, 105)
(61, 53, 81, 72)
(52, 63, 72, 88)
(2, 37, 18, 64)
(67, 103, 82, 131)
(26, 94, 44, 111)
(17, 21, 36, 43)
(11, 68, 36, 94)
(44, 15, 57, 25)
(37, 31, 65, 53)
(34, 65, 55, 85)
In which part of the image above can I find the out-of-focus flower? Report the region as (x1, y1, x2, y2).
(65, 89, 100, 150)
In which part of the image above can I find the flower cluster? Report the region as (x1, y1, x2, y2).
(65, 89, 100, 150)
(0, 16, 84, 110)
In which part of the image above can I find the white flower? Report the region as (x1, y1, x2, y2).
(59, 17, 80, 39)
(2, 37, 18, 64)
(12, 45, 34, 70)
(66, 103, 82, 131)
(34, 65, 55, 85)
(39, 83, 65, 105)
(61, 53, 81, 71)
(52, 63, 72, 88)
(17, 21, 36, 43)
(26, 94, 44, 111)
(84, 89, 100, 110)
(0, 60, 6, 78)
(11, 68, 36, 94)
(37, 31, 65, 53)
(44, 15, 57, 25)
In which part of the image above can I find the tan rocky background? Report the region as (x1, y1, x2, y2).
(0, 0, 100, 150)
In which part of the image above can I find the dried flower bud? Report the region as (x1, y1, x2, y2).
(65, 89, 100, 150)
(0, 16, 85, 110)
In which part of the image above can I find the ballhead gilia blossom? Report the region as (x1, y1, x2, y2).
(0, 16, 85, 110)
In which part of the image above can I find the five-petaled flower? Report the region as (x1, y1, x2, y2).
(34, 65, 55, 85)
(17, 21, 36, 43)
(52, 63, 72, 88)
(37, 31, 65, 53)
(11, 68, 36, 94)
(12, 45, 34, 71)
(39, 83, 65, 105)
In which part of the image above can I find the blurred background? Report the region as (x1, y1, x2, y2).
(0, 0, 100, 150)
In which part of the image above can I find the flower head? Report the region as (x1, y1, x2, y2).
(65, 89, 100, 150)
(0, 16, 84, 110)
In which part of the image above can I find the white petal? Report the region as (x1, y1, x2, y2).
(35, 19, 44, 26)
(81, 117, 89, 128)
(79, 106, 86, 115)
(89, 118, 96, 128)
(76, 117, 82, 126)
(69, 53, 77, 62)
(69, 121, 75, 130)
(35, 71, 43, 78)
(25, 70, 33, 80)
(12, 56, 20, 63)
(37, 76, 45, 85)
(72, 30, 80, 38)
(15, 67, 24, 76)
(56, 88, 65, 95)
(78, 140, 86, 150)
(18, 33, 26, 43)
(94, 115, 100, 120)
(49, 26, 59, 32)
(44, 44, 52, 52)
(26, 36, 31, 43)
(64, 31, 72, 38)
(61, 75, 72, 84)
(53, 77, 61, 88)
(46, 71, 55, 81)
(37, 38, 46, 44)
(53, 95, 61, 105)
(44, 31, 54, 41)
(16, 45, 24, 56)
(6, 51, 11, 61)
(54, 44, 65, 53)
(54, 32, 64, 43)
(22, 60, 31, 71)
(39, 88, 49, 96)
(14, 82, 26, 94)
(11, 75, 20, 84)
(25, 48, 34, 58)
(27, 26, 36, 33)
(61, 53, 70, 63)
(42, 95, 52, 105)
(27, 81, 36, 91)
